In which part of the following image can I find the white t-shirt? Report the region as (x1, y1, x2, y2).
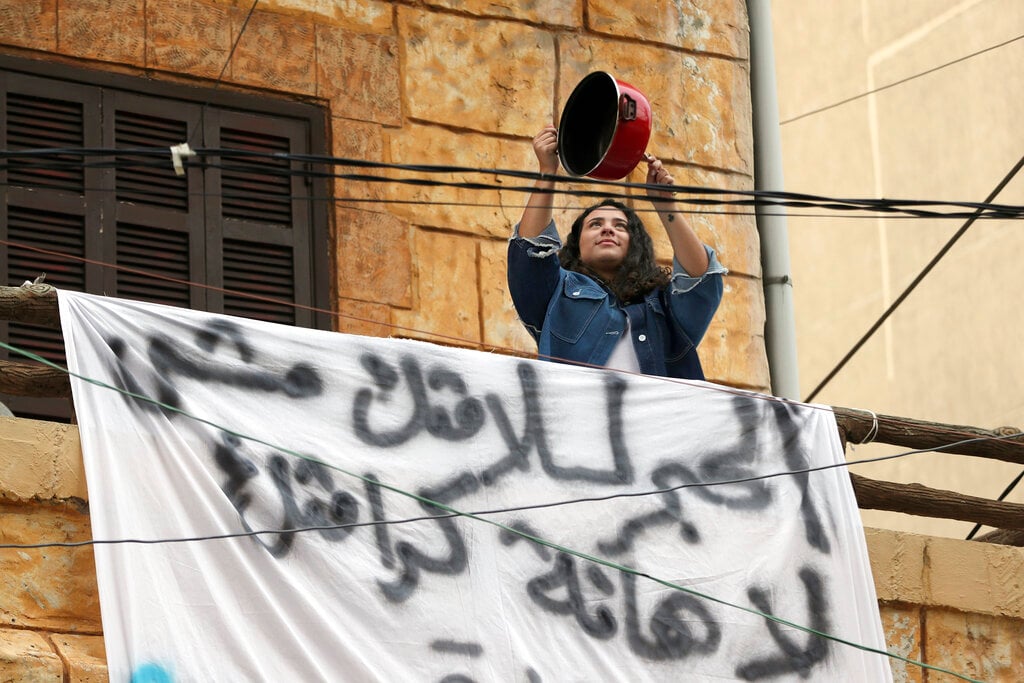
(604, 317, 641, 373)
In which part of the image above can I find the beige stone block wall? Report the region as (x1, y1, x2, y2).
(868, 528, 1024, 682)
(0, 419, 103, 679)
(0, 628, 63, 681)
(0, 0, 768, 391)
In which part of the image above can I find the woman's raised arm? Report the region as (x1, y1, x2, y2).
(644, 153, 709, 276)
(517, 126, 560, 239)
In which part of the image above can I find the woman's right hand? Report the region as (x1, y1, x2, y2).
(533, 126, 560, 175)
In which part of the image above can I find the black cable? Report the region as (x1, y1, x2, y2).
(3, 147, 1023, 219)
(0, 171, 1013, 221)
(186, 0, 260, 147)
(2, 429, 1020, 551)
(201, 149, 1024, 218)
(781, 33, 1024, 125)
(965, 468, 1024, 540)
(804, 152, 1024, 402)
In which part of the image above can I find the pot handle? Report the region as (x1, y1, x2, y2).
(619, 94, 637, 121)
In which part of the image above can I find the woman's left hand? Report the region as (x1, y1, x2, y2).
(644, 153, 676, 202)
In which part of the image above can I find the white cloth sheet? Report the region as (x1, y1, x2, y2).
(58, 290, 892, 682)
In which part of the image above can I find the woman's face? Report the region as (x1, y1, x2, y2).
(578, 207, 631, 281)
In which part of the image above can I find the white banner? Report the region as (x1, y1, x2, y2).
(58, 290, 891, 682)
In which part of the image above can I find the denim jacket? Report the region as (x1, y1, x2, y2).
(507, 220, 727, 379)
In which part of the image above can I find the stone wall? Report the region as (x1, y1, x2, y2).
(0, 0, 767, 391)
(2, 418, 1022, 680)
(0, 419, 103, 682)
(869, 528, 1024, 682)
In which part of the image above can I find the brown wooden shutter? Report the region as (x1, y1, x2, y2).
(116, 224, 192, 308)
(0, 73, 100, 420)
(206, 110, 314, 327)
(1, 57, 330, 421)
(6, 92, 86, 192)
(114, 109, 190, 211)
(6, 207, 86, 363)
(108, 91, 204, 311)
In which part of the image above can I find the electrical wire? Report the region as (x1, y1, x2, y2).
(2, 148, 1023, 219)
(6, 324, 1024, 545)
(0, 174, 1017, 222)
(965, 467, 1024, 540)
(804, 152, 1024, 402)
(1, 169, 1013, 221)
(2, 430, 1019, 552)
(781, 33, 1024, 125)
(185, 0, 260, 147)
(0, 339, 989, 682)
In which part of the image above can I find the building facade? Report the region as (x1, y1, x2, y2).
(773, 0, 1024, 538)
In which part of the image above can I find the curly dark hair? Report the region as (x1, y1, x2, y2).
(559, 199, 670, 302)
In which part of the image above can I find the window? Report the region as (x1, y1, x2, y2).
(0, 56, 332, 420)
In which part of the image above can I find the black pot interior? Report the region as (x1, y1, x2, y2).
(559, 73, 618, 176)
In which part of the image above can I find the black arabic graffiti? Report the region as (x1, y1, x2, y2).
(103, 324, 842, 677)
(214, 433, 358, 558)
(353, 353, 486, 446)
(736, 567, 832, 679)
(106, 318, 323, 416)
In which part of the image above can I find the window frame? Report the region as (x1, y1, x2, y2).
(0, 54, 334, 421)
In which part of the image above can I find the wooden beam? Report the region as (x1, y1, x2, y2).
(834, 406, 1024, 466)
(973, 528, 1024, 547)
(850, 473, 1024, 531)
(0, 359, 70, 397)
(0, 284, 61, 329)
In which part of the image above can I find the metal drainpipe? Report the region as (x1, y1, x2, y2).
(747, 0, 800, 400)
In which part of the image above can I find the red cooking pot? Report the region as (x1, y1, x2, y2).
(558, 71, 652, 180)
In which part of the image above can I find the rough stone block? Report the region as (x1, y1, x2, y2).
(391, 229, 480, 346)
(0, 503, 101, 632)
(383, 123, 539, 239)
(335, 298, 392, 339)
(398, 8, 556, 136)
(715, 273, 765, 336)
(261, 0, 393, 33)
(230, 8, 316, 95)
(879, 603, 924, 683)
(423, 0, 580, 27)
(699, 275, 769, 390)
(923, 608, 1024, 683)
(588, 0, 748, 58)
(478, 237, 537, 354)
(559, 36, 752, 175)
(0, 628, 61, 681)
(50, 633, 107, 682)
(335, 207, 412, 308)
(0, 0, 57, 51)
(698, 328, 768, 391)
(59, 0, 145, 65)
(331, 117, 386, 205)
(317, 25, 400, 126)
(924, 535, 1024, 619)
(865, 528, 928, 605)
(0, 418, 86, 503)
(146, 0, 237, 79)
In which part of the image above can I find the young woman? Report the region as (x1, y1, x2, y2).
(507, 125, 726, 379)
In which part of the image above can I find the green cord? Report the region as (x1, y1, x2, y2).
(1, 338, 985, 683)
